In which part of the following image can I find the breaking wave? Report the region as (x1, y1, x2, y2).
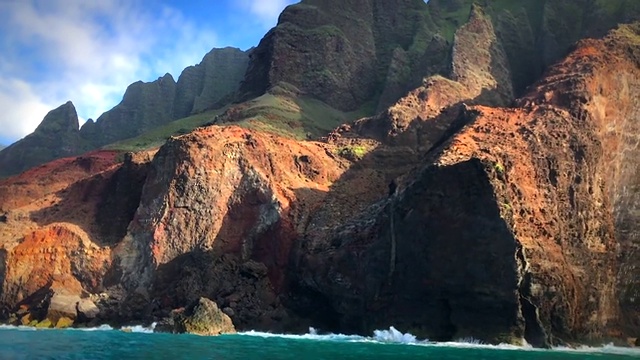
(0, 323, 156, 333)
(2, 323, 639, 356)
(240, 326, 640, 356)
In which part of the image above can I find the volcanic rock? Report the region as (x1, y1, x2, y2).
(239, 0, 443, 111)
(76, 299, 100, 321)
(173, 47, 250, 119)
(0, 0, 639, 348)
(81, 74, 177, 147)
(0, 102, 86, 177)
(292, 22, 640, 346)
(172, 298, 235, 336)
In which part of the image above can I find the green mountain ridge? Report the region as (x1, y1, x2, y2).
(0, 47, 250, 177)
(1, 0, 639, 178)
(1, 0, 640, 346)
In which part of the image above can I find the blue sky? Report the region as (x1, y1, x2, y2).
(0, 0, 297, 146)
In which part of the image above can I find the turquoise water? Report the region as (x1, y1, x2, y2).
(0, 325, 638, 359)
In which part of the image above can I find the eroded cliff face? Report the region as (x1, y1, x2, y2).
(352, 4, 513, 150)
(519, 24, 640, 336)
(0, 3, 639, 347)
(240, 0, 640, 118)
(107, 126, 351, 328)
(238, 0, 441, 111)
(0, 150, 153, 324)
(173, 47, 250, 119)
(292, 24, 640, 346)
(80, 74, 178, 148)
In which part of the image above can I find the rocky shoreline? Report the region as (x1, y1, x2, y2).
(1, 2, 639, 348)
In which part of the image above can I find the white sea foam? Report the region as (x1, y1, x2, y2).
(373, 326, 419, 343)
(240, 327, 367, 342)
(72, 324, 114, 332)
(553, 343, 640, 357)
(2, 322, 639, 356)
(120, 322, 157, 333)
(239, 326, 640, 356)
(0, 322, 157, 333)
(0, 324, 37, 331)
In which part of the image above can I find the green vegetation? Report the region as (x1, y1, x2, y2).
(308, 25, 345, 38)
(336, 145, 369, 161)
(103, 84, 376, 153)
(233, 90, 372, 140)
(434, 3, 473, 42)
(96, 0, 640, 156)
(104, 108, 227, 152)
(613, 23, 640, 44)
(494, 162, 505, 174)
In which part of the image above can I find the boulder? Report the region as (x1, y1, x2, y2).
(76, 299, 100, 321)
(20, 313, 31, 326)
(55, 317, 74, 328)
(174, 298, 235, 336)
(47, 293, 81, 322)
(34, 319, 52, 328)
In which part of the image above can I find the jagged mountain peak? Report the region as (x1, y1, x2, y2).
(0, 0, 640, 346)
(33, 101, 79, 135)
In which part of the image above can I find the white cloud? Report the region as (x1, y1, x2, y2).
(0, 0, 219, 144)
(0, 78, 56, 141)
(238, 0, 296, 28)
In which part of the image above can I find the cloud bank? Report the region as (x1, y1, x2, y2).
(0, 0, 218, 145)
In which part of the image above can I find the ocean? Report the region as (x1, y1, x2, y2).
(0, 325, 638, 359)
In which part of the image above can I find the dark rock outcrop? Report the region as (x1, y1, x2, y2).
(0, 0, 639, 348)
(80, 74, 177, 147)
(0, 102, 87, 177)
(293, 23, 640, 346)
(173, 47, 250, 119)
(158, 298, 236, 336)
(240, 0, 640, 114)
(239, 0, 443, 111)
(352, 4, 513, 149)
(0, 48, 248, 178)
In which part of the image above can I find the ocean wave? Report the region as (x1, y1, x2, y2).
(553, 343, 640, 357)
(239, 327, 368, 342)
(120, 322, 157, 334)
(0, 323, 156, 333)
(239, 326, 640, 356)
(2, 322, 639, 356)
(0, 324, 37, 331)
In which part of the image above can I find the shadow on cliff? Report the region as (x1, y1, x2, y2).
(29, 156, 149, 247)
(285, 126, 549, 344)
(151, 172, 308, 332)
(280, 74, 552, 345)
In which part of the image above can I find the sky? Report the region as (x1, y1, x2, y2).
(0, 0, 298, 146)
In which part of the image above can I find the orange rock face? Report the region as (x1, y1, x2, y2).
(0, 150, 152, 321)
(0, 22, 638, 348)
(291, 25, 640, 346)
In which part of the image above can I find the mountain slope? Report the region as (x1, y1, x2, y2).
(0, 102, 88, 177)
(0, 48, 249, 178)
(173, 47, 249, 119)
(293, 22, 640, 346)
(1, 20, 639, 345)
(239, 0, 640, 115)
(0, 0, 639, 346)
(80, 74, 177, 148)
